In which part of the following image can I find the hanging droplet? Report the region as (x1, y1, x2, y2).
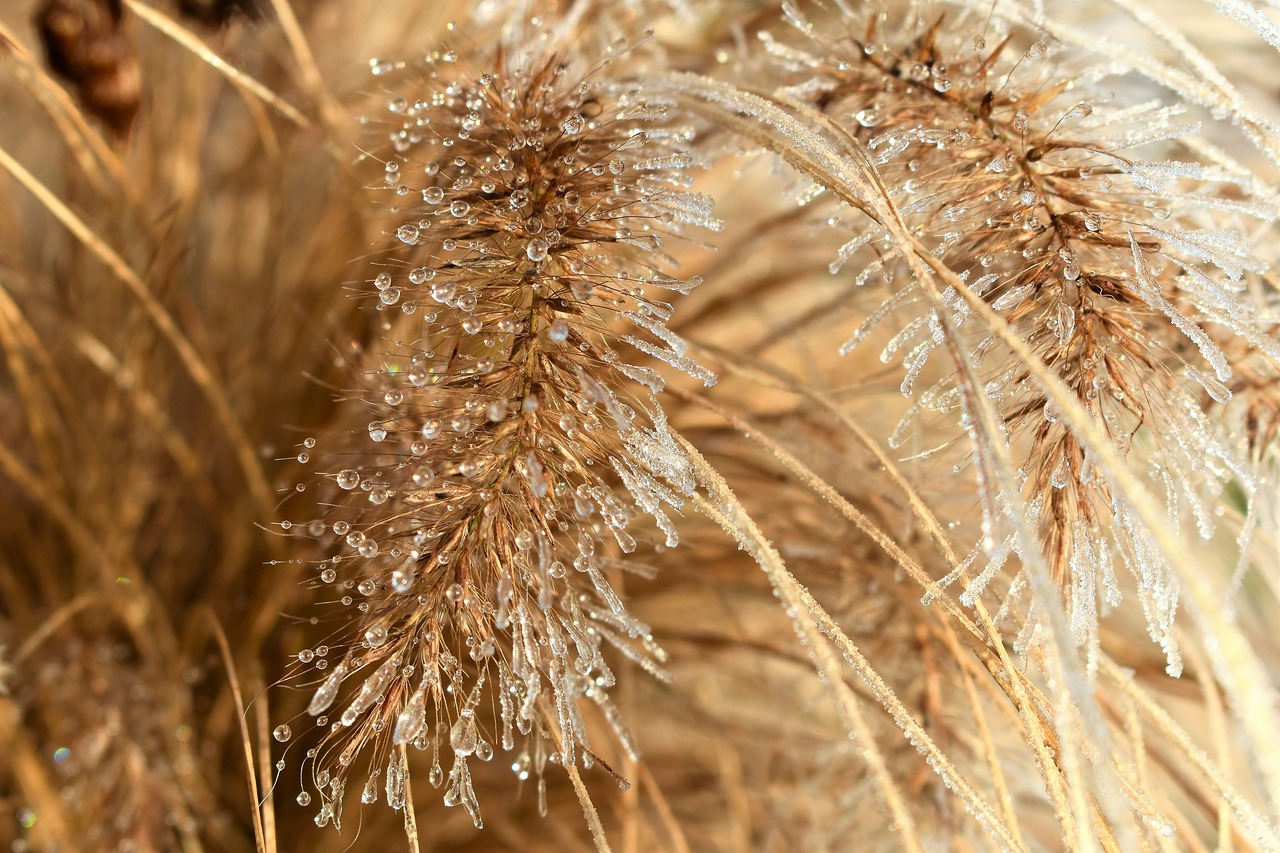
(273, 725, 292, 742)
(1051, 455, 1070, 489)
(394, 689, 428, 744)
(450, 711, 479, 756)
(308, 661, 348, 716)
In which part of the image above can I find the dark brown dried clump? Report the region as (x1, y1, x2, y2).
(36, 0, 141, 136)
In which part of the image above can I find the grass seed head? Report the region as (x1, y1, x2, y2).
(281, 28, 717, 827)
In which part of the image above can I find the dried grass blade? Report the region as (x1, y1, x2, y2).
(268, 0, 344, 142)
(0, 20, 129, 193)
(671, 383, 1063, 844)
(124, 0, 309, 129)
(635, 763, 692, 853)
(0, 141, 276, 521)
(566, 762, 614, 853)
(1099, 656, 1279, 849)
(69, 327, 218, 510)
(0, 282, 66, 495)
(253, 690, 277, 853)
(677, 432, 1013, 851)
(204, 609, 269, 853)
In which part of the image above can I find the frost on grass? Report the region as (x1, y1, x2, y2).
(277, 27, 716, 829)
(766, 1, 1278, 672)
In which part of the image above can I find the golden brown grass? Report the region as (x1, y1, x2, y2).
(1, 1, 1279, 851)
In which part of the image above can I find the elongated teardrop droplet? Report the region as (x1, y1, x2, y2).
(341, 658, 399, 725)
(308, 661, 348, 716)
(450, 710, 479, 756)
(394, 689, 428, 744)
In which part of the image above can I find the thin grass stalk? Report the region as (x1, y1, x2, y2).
(676, 433, 1017, 850)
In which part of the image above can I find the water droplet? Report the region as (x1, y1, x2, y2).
(274, 725, 292, 742)
(394, 689, 428, 744)
(526, 237, 549, 262)
(450, 711, 479, 755)
(365, 624, 388, 648)
(308, 662, 348, 716)
(337, 470, 360, 489)
(561, 113, 585, 134)
(1051, 455, 1070, 489)
(396, 225, 420, 245)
